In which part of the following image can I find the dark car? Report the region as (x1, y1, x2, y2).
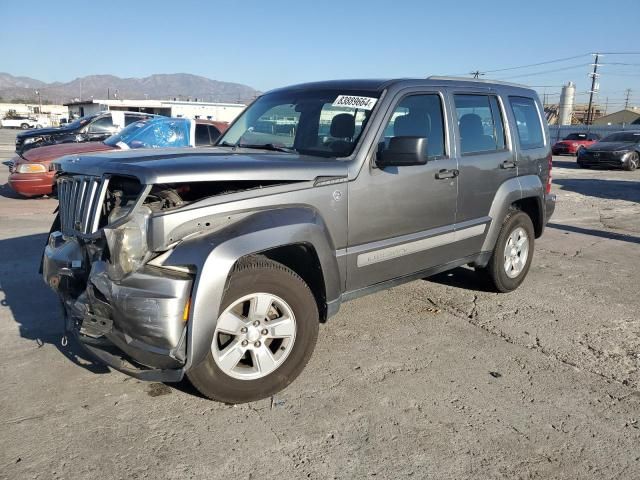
(15, 111, 155, 154)
(552, 132, 600, 155)
(577, 131, 640, 170)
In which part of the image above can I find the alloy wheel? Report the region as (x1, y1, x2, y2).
(503, 227, 529, 278)
(212, 293, 297, 380)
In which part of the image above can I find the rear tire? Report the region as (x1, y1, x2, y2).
(624, 152, 638, 171)
(20, 123, 29, 129)
(477, 210, 535, 293)
(188, 256, 319, 403)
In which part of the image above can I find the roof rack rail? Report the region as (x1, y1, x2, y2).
(426, 76, 530, 89)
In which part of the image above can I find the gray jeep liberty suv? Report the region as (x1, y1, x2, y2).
(43, 77, 556, 403)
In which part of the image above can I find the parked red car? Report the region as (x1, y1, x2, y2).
(8, 118, 227, 197)
(551, 132, 600, 155)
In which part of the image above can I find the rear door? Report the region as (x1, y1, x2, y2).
(451, 91, 517, 255)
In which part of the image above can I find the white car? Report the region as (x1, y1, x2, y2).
(0, 115, 49, 129)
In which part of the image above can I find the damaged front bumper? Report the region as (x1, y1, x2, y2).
(43, 232, 192, 382)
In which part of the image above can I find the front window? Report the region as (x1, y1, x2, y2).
(600, 132, 640, 143)
(104, 119, 190, 149)
(218, 89, 381, 158)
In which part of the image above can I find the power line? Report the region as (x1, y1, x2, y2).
(498, 63, 592, 79)
(480, 53, 590, 74)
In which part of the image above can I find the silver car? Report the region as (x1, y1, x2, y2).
(43, 78, 555, 403)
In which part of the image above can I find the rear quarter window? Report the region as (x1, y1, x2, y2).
(509, 96, 544, 149)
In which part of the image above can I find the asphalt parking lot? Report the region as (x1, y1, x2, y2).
(0, 128, 638, 479)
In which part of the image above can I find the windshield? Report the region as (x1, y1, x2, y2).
(104, 118, 191, 149)
(564, 133, 588, 140)
(218, 89, 381, 158)
(600, 132, 640, 143)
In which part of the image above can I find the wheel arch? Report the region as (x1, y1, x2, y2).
(159, 206, 341, 370)
(481, 174, 544, 253)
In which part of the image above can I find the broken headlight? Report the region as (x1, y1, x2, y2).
(105, 206, 151, 280)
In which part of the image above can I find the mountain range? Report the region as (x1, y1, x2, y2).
(0, 73, 260, 104)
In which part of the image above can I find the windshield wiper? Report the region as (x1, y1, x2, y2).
(237, 143, 296, 153)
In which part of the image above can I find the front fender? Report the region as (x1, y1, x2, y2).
(160, 206, 341, 370)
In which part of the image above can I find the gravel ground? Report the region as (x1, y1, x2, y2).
(0, 128, 638, 479)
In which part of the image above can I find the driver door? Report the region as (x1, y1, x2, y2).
(345, 91, 459, 292)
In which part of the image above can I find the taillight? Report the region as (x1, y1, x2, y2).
(545, 153, 552, 194)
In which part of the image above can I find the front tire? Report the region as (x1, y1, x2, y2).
(478, 210, 535, 293)
(188, 256, 319, 403)
(20, 123, 30, 129)
(624, 152, 638, 171)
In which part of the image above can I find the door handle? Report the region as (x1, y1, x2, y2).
(435, 169, 459, 179)
(500, 160, 517, 169)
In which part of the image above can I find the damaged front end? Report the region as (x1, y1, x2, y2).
(43, 174, 193, 381)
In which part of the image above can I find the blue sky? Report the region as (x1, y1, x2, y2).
(1, 0, 638, 107)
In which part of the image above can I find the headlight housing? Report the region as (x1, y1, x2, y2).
(16, 163, 47, 173)
(23, 137, 40, 145)
(105, 206, 151, 280)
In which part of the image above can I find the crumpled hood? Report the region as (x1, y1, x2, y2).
(585, 141, 638, 152)
(55, 147, 349, 184)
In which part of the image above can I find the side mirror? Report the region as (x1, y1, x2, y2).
(376, 136, 428, 168)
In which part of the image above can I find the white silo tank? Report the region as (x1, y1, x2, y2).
(558, 82, 576, 126)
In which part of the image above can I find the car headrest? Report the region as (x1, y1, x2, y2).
(394, 113, 431, 137)
(330, 113, 355, 138)
(459, 113, 484, 138)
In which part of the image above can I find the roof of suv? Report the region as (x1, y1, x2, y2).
(268, 77, 534, 94)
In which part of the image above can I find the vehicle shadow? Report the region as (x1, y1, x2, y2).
(554, 178, 640, 204)
(547, 223, 640, 245)
(0, 182, 24, 199)
(552, 158, 582, 170)
(425, 266, 496, 293)
(0, 232, 109, 374)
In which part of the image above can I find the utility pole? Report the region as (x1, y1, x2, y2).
(624, 89, 632, 109)
(585, 53, 600, 125)
(35, 90, 42, 113)
(470, 70, 484, 79)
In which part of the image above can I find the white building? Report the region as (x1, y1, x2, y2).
(0, 102, 68, 125)
(64, 99, 246, 123)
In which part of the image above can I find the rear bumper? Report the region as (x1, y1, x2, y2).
(43, 232, 192, 381)
(545, 193, 556, 224)
(8, 172, 55, 196)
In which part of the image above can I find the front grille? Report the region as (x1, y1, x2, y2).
(58, 175, 109, 234)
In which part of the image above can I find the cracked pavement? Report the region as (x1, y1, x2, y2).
(0, 128, 639, 479)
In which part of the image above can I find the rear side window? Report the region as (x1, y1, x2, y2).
(509, 97, 544, 149)
(454, 94, 506, 155)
